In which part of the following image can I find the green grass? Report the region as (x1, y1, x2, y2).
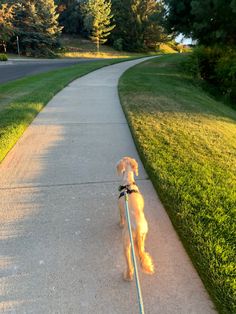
(119, 54, 236, 313)
(0, 58, 131, 163)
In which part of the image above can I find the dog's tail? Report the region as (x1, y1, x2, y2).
(136, 233, 155, 274)
(140, 252, 155, 274)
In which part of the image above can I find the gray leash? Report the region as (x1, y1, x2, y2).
(124, 190, 145, 314)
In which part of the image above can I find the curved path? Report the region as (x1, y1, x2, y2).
(0, 58, 216, 313)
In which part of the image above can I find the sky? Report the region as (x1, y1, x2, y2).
(175, 34, 193, 45)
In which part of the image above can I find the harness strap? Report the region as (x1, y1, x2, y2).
(119, 182, 136, 192)
(119, 189, 139, 199)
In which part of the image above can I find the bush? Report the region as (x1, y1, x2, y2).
(24, 46, 57, 58)
(113, 38, 123, 51)
(188, 46, 236, 104)
(0, 54, 8, 61)
(216, 52, 236, 101)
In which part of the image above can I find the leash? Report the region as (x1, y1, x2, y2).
(124, 190, 145, 314)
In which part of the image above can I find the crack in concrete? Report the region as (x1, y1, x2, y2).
(33, 122, 128, 126)
(0, 178, 150, 191)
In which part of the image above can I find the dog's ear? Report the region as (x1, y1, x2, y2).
(116, 159, 125, 176)
(130, 158, 139, 176)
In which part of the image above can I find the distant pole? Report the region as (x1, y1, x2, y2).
(16, 36, 20, 55)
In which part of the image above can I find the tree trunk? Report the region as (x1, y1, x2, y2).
(96, 29, 99, 53)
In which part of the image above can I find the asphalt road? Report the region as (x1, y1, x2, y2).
(0, 58, 100, 84)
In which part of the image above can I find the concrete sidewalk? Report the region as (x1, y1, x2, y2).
(0, 57, 216, 313)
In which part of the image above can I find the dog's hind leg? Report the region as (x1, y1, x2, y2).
(133, 232, 139, 259)
(118, 200, 125, 228)
(122, 229, 134, 281)
(137, 232, 155, 274)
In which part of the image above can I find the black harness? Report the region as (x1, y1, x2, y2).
(118, 182, 139, 199)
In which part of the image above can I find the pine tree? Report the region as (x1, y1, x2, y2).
(137, 0, 168, 50)
(14, 0, 62, 56)
(37, 0, 62, 38)
(83, 0, 115, 52)
(55, 0, 83, 34)
(0, 3, 14, 52)
(111, 0, 166, 51)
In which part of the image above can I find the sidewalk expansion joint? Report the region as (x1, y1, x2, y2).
(32, 122, 128, 126)
(0, 178, 150, 191)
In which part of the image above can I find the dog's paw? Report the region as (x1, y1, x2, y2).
(123, 270, 133, 281)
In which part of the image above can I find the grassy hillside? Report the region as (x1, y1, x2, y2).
(59, 35, 145, 58)
(59, 35, 181, 58)
(119, 54, 236, 313)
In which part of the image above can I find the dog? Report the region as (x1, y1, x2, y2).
(116, 156, 154, 281)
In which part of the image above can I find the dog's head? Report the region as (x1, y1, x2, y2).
(116, 157, 139, 176)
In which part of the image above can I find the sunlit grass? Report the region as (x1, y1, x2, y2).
(61, 51, 132, 59)
(158, 43, 178, 53)
(119, 54, 236, 314)
(0, 58, 129, 163)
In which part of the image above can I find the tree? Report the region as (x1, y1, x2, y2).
(142, 0, 169, 49)
(37, 0, 62, 38)
(55, 0, 84, 34)
(111, 0, 166, 51)
(164, 0, 236, 46)
(0, 3, 14, 52)
(83, 0, 115, 52)
(14, 0, 62, 56)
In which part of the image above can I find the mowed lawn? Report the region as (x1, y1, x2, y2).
(0, 58, 128, 163)
(119, 54, 236, 313)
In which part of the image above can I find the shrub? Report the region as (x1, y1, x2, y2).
(188, 46, 236, 104)
(113, 38, 123, 51)
(0, 54, 8, 61)
(24, 46, 57, 58)
(216, 52, 236, 101)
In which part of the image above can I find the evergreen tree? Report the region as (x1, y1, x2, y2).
(83, 0, 115, 52)
(111, 0, 144, 51)
(14, 0, 62, 56)
(141, 0, 168, 49)
(0, 3, 14, 52)
(111, 0, 166, 51)
(37, 0, 62, 37)
(55, 0, 84, 34)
